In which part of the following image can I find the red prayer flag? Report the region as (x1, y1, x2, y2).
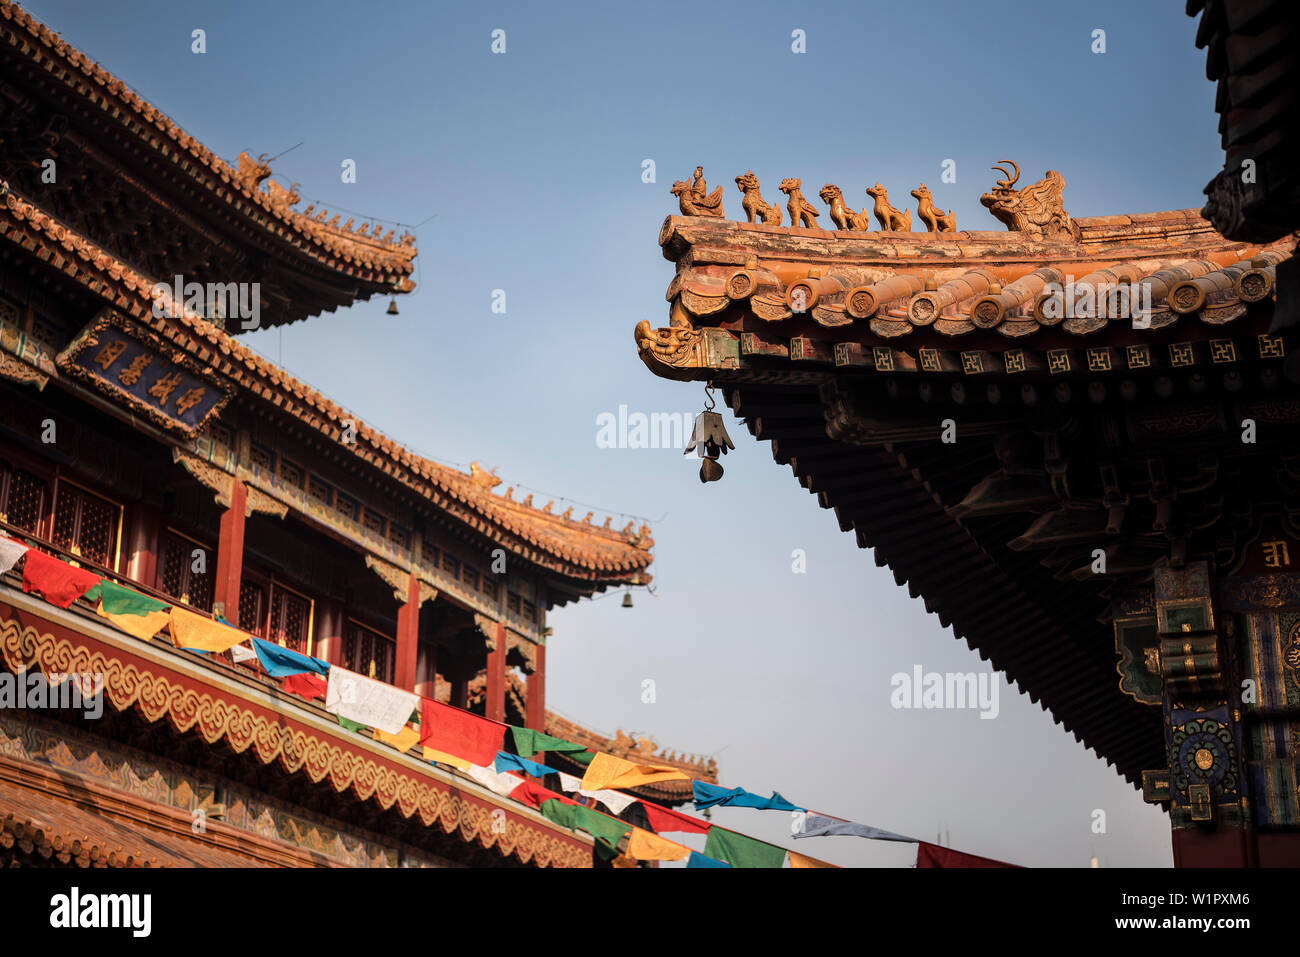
(283, 672, 327, 700)
(419, 699, 506, 767)
(513, 779, 577, 810)
(916, 842, 1018, 868)
(642, 802, 711, 835)
(21, 549, 101, 609)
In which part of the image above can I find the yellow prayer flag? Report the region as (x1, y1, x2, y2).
(97, 603, 170, 642)
(423, 747, 471, 769)
(626, 826, 690, 862)
(168, 606, 247, 653)
(581, 752, 690, 792)
(788, 850, 839, 868)
(374, 725, 420, 753)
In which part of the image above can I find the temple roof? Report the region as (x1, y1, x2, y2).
(0, 0, 416, 327)
(639, 207, 1290, 382)
(636, 166, 1296, 787)
(1, 181, 652, 584)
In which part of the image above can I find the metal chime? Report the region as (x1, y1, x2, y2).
(684, 384, 735, 483)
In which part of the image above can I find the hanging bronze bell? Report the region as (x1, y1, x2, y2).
(386, 297, 399, 315)
(621, 591, 633, 608)
(699, 457, 724, 483)
(684, 405, 735, 484)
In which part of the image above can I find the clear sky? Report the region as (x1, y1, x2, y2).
(24, 0, 1224, 866)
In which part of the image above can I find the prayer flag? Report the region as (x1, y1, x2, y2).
(793, 813, 916, 842)
(642, 802, 710, 836)
(251, 637, 329, 678)
(167, 606, 246, 654)
(538, 799, 630, 857)
(555, 772, 638, 814)
(463, 764, 525, 797)
(788, 851, 839, 868)
(686, 852, 729, 868)
(703, 827, 786, 869)
(511, 779, 575, 810)
(494, 751, 554, 778)
(626, 827, 690, 862)
(87, 580, 171, 641)
(580, 752, 689, 792)
(21, 549, 100, 608)
(337, 715, 367, 733)
(0, 537, 27, 574)
(374, 724, 421, 753)
(419, 699, 505, 766)
(916, 842, 1018, 868)
(325, 665, 419, 735)
(283, 672, 327, 700)
(508, 726, 589, 759)
(230, 643, 258, 664)
(693, 781, 801, 812)
(424, 747, 471, 769)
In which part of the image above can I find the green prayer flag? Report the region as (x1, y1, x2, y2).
(568, 750, 594, 767)
(539, 798, 631, 855)
(85, 579, 171, 616)
(337, 715, 367, 733)
(704, 827, 786, 868)
(509, 726, 589, 759)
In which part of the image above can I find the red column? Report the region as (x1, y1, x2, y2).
(313, 598, 344, 665)
(394, 570, 420, 691)
(212, 479, 246, 622)
(124, 503, 163, 586)
(486, 621, 506, 722)
(415, 639, 437, 699)
(526, 642, 546, 731)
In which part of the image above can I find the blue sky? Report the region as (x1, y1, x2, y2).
(25, 0, 1222, 865)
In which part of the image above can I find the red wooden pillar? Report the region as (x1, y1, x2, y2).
(526, 642, 546, 731)
(415, 639, 437, 699)
(394, 570, 420, 691)
(313, 598, 344, 665)
(486, 621, 506, 722)
(212, 479, 246, 622)
(449, 670, 469, 709)
(125, 503, 163, 586)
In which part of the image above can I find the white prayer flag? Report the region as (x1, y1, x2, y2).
(465, 764, 525, 798)
(230, 643, 257, 664)
(557, 770, 637, 814)
(325, 665, 419, 735)
(0, 537, 29, 575)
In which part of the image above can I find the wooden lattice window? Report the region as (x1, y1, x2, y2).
(0, 462, 49, 535)
(421, 541, 439, 567)
(308, 476, 331, 506)
(442, 552, 460, 578)
(343, 620, 395, 684)
(239, 577, 268, 634)
(249, 443, 275, 473)
(387, 523, 409, 550)
(362, 508, 385, 536)
(507, 592, 521, 615)
(279, 459, 305, 489)
(482, 578, 498, 601)
(50, 481, 119, 569)
(463, 566, 479, 591)
(158, 531, 213, 611)
(334, 492, 358, 521)
(268, 584, 312, 655)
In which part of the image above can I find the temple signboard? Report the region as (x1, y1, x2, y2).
(56, 309, 231, 436)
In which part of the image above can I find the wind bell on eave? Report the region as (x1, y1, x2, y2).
(684, 384, 735, 483)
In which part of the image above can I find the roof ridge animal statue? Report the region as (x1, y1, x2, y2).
(911, 183, 956, 232)
(779, 178, 820, 228)
(819, 183, 871, 231)
(671, 165, 725, 217)
(735, 170, 782, 225)
(979, 160, 1074, 240)
(866, 182, 912, 232)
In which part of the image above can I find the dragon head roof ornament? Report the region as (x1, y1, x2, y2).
(979, 160, 1077, 241)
